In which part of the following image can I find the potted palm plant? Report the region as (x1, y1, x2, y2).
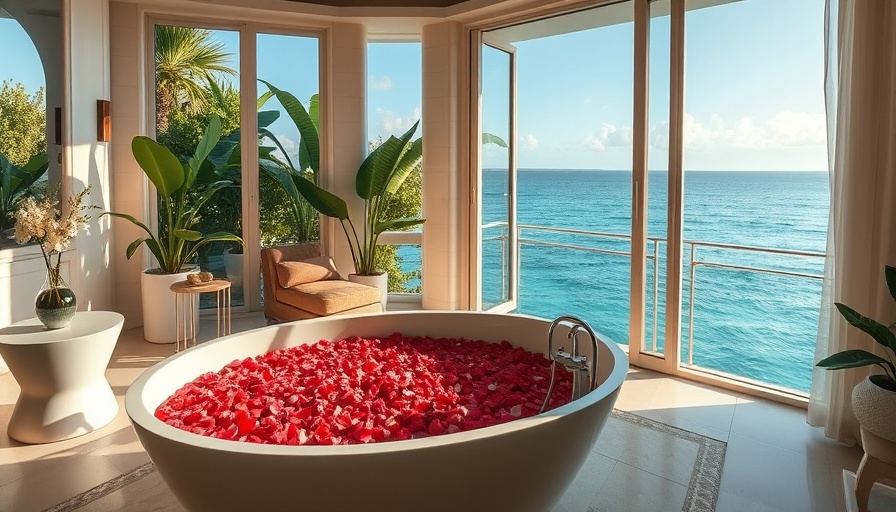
(817, 265, 896, 443)
(105, 115, 242, 343)
(292, 121, 424, 309)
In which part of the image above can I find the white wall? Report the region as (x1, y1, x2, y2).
(108, 1, 144, 329)
(324, 23, 368, 276)
(67, 0, 114, 313)
(421, 21, 468, 310)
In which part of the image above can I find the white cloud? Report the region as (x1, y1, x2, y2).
(368, 75, 393, 91)
(519, 134, 538, 151)
(374, 107, 422, 136)
(273, 134, 301, 168)
(650, 111, 826, 150)
(585, 123, 633, 151)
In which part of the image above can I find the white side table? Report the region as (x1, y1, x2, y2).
(0, 311, 124, 444)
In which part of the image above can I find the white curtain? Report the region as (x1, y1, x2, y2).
(809, 0, 896, 444)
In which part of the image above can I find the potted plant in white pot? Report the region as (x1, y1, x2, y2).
(105, 116, 242, 343)
(817, 265, 896, 444)
(292, 121, 423, 310)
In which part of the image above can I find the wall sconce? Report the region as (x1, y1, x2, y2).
(54, 107, 62, 145)
(97, 100, 111, 142)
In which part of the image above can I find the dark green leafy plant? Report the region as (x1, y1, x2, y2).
(104, 115, 243, 273)
(0, 151, 48, 231)
(817, 265, 896, 391)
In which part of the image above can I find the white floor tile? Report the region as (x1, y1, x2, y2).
(720, 433, 838, 512)
(587, 461, 688, 512)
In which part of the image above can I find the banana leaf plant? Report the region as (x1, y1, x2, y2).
(206, 82, 321, 244)
(293, 121, 424, 276)
(0, 151, 49, 231)
(104, 115, 243, 273)
(817, 265, 896, 391)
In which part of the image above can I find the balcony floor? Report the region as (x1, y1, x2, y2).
(0, 312, 884, 511)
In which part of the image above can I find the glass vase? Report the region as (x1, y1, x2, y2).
(35, 267, 77, 329)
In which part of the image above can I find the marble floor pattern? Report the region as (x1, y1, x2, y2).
(0, 313, 891, 512)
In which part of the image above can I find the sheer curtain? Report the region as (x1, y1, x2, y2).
(809, 0, 896, 444)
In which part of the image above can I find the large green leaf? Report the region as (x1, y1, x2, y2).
(260, 80, 319, 174)
(258, 110, 280, 129)
(836, 302, 896, 353)
(375, 218, 424, 235)
(309, 94, 319, 132)
(293, 175, 348, 220)
(817, 349, 893, 370)
(886, 266, 896, 303)
(385, 138, 422, 194)
(132, 136, 184, 198)
(174, 229, 202, 242)
(482, 132, 508, 148)
(185, 115, 223, 190)
(357, 121, 419, 200)
(2, 152, 48, 197)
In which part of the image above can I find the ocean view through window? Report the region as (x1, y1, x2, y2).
(478, 0, 827, 395)
(482, 169, 828, 393)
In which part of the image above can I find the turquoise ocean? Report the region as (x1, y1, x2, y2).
(402, 170, 829, 394)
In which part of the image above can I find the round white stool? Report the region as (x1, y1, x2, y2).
(0, 311, 124, 443)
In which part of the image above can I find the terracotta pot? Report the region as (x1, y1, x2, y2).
(852, 375, 896, 443)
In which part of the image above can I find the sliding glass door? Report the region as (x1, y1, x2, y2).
(477, 39, 517, 312)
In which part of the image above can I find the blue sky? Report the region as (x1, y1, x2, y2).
(1, 0, 826, 171)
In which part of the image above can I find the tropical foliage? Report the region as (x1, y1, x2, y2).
(817, 265, 896, 391)
(0, 80, 46, 167)
(154, 26, 236, 132)
(105, 116, 243, 273)
(0, 151, 48, 231)
(293, 121, 424, 276)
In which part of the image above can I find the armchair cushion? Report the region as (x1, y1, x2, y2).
(277, 280, 382, 317)
(276, 256, 341, 288)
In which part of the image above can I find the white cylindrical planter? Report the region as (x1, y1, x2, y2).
(223, 249, 243, 290)
(348, 272, 388, 311)
(142, 269, 197, 344)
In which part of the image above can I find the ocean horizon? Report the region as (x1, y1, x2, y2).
(475, 169, 827, 393)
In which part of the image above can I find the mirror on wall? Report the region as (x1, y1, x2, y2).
(0, 0, 62, 247)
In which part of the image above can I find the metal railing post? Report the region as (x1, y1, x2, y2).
(687, 243, 696, 366)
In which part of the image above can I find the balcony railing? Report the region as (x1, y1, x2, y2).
(482, 222, 825, 391)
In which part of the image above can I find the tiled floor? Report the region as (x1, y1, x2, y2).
(0, 313, 889, 511)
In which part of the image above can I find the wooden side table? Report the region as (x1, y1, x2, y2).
(0, 311, 124, 443)
(170, 279, 232, 352)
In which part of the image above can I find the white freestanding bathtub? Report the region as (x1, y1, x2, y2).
(126, 311, 627, 512)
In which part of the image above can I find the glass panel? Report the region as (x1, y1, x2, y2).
(367, 42, 423, 294)
(379, 244, 421, 293)
(480, 44, 512, 310)
(256, 33, 320, 307)
(153, 25, 241, 307)
(257, 33, 320, 247)
(0, 4, 59, 246)
(681, 0, 828, 394)
(646, 0, 671, 356)
(488, 1, 634, 342)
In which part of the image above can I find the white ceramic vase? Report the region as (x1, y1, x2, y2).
(852, 375, 896, 443)
(348, 272, 388, 311)
(141, 269, 197, 344)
